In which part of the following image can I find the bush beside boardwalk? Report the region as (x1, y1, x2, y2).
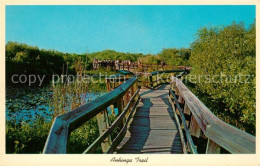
(5, 21, 256, 153)
(189, 22, 256, 135)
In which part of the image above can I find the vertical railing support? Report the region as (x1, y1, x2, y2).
(190, 115, 201, 138)
(155, 74, 158, 87)
(113, 78, 116, 90)
(117, 97, 125, 128)
(106, 79, 111, 92)
(184, 103, 191, 127)
(206, 138, 221, 154)
(149, 75, 153, 88)
(96, 110, 112, 152)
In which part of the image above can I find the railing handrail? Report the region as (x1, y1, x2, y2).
(117, 70, 133, 75)
(116, 63, 191, 69)
(169, 89, 198, 154)
(43, 77, 138, 153)
(137, 69, 189, 89)
(170, 76, 255, 153)
(150, 69, 190, 76)
(105, 70, 132, 80)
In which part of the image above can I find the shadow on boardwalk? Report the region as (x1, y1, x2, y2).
(116, 84, 183, 154)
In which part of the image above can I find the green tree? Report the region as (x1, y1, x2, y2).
(88, 50, 143, 62)
(138, 54, 160, 65)
(157, 48, 191, 66)
(189, 22, 255, 134)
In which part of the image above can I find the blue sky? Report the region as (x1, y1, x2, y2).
(6, 5, 255, 54)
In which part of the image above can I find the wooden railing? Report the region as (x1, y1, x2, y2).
(116, 63, 191, 72)
(168, 76, 255, 154)
(105, 70, 133, 91)
(138, 69, 189, 89)
(43, 77, 140, 153)
(105, 69, 189, 90)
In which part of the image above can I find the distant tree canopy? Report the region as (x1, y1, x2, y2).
(5, 42, 88, 85)
(158, 48, 191, 66)
(6, 42, 190, 83)
(137, 48, 190, 65)
(189, 22, 255, 134)
(137, 54, 160, 65)
(88, 50, 143, 62)
(5, 42, 145, 85)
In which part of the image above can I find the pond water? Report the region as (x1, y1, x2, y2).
(6, 87, 117, 124)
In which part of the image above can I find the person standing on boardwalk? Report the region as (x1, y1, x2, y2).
(93, 58, 98, 70)
(161, 60, 166, 69)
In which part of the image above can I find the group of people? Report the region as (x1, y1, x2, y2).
(92, 59, 167, 70)
(92, 59, 134, 70)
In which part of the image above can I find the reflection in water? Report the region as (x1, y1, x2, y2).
(6, 92, 104, 124)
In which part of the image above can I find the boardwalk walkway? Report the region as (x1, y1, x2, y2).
(116, 84, 183, 154)
(43, 75, 255, 154)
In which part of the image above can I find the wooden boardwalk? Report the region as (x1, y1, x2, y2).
(43, 74, 255, 154)
(44, 74, 255, 154)
(116, 84, 183, 154)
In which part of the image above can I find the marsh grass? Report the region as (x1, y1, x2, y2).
(6, 57, 116, 153)
(50, 57, 104, 153)
(50, 58, 89, 117)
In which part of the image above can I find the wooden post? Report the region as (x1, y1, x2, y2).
(117, 97, 124, 114)
(170, 82, 175, 90)
(175, 86, 180, 96)
(117, 97, 125, 128)
(106, 79, 111, 92)
(129, 86, 134, 111)
(96, 110, 112, 152)
(123, 93, 128, 109)
(130, 82, 138, 120)
(155, 74, 158, 87)
(184, 103, 191, 127)
(177, 93, 184, 104)
(206, 138, 221, 154)
(113, 79, 116, 90)
(127, 90, 130, 103)
(125, 91, 131, 118)
(115, 81, 118, 89)
(149, 75, 153, 88)
(190, 115, 201, 138)
(131, 84, 135, 96)
(134, 82, 138, 101)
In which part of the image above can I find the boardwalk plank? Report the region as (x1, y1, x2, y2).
(116, 84, 184, 154)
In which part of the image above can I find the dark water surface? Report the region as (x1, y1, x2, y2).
(6, 86, 106, 124)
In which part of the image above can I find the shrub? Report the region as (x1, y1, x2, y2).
(188, 22, 255, 134)
(6, 119, 51, 153)
(158, 48, 191, 66)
